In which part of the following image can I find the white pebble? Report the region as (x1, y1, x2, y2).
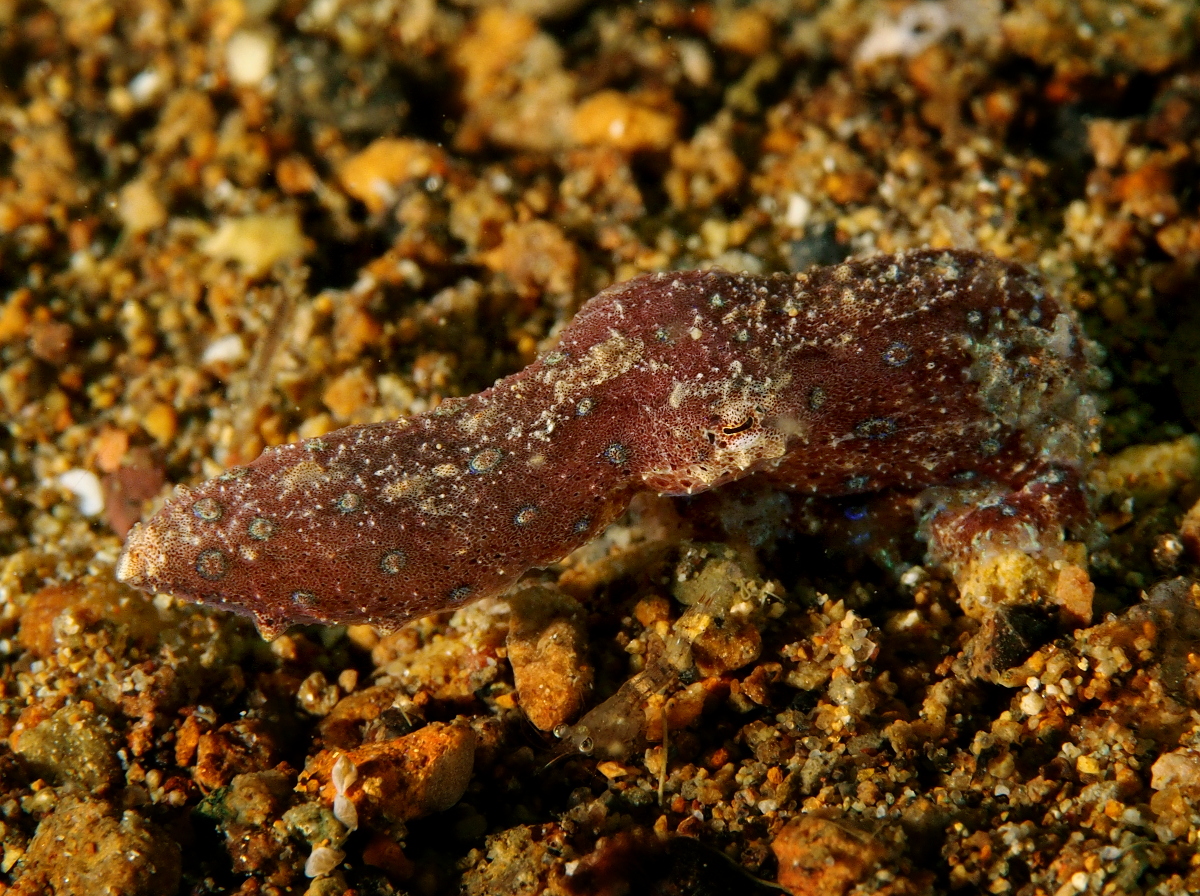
(226, 29, 275, 87)
(676, 39, 712, 87)
(854, 1, 952, 64)
(333, 793, 358, 831)
(59, 469, 104, 516)
(331, 753, 358, 793)
(1020, 692, 1045, 716)
(202, 334, 247, 365)
(127, 69, 163, 104)
(784, 194, 811, 229)
(1150, 750, 1200, 791)
(304, 846, 345, 878)
(899, 565, 926, 588)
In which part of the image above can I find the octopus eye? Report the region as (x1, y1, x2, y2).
(721, 416, 755, 436)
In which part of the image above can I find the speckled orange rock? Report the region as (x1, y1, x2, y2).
(506, 585, 592, 731)
(11, 799, 182, 896)
(317, 684, 409, 751)
(771, 814, 893, 896)
(480, 219, 579, 300)
(337, 138, 449, 214)
(9, 703, 122, 793)
(450, 7, 576, 153)
(17, 578, 161, 658)
(300, 721, 476, 825)
(571, 90, 679, 153)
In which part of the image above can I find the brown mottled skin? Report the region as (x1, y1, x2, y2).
(117, 250, 1103, 638)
